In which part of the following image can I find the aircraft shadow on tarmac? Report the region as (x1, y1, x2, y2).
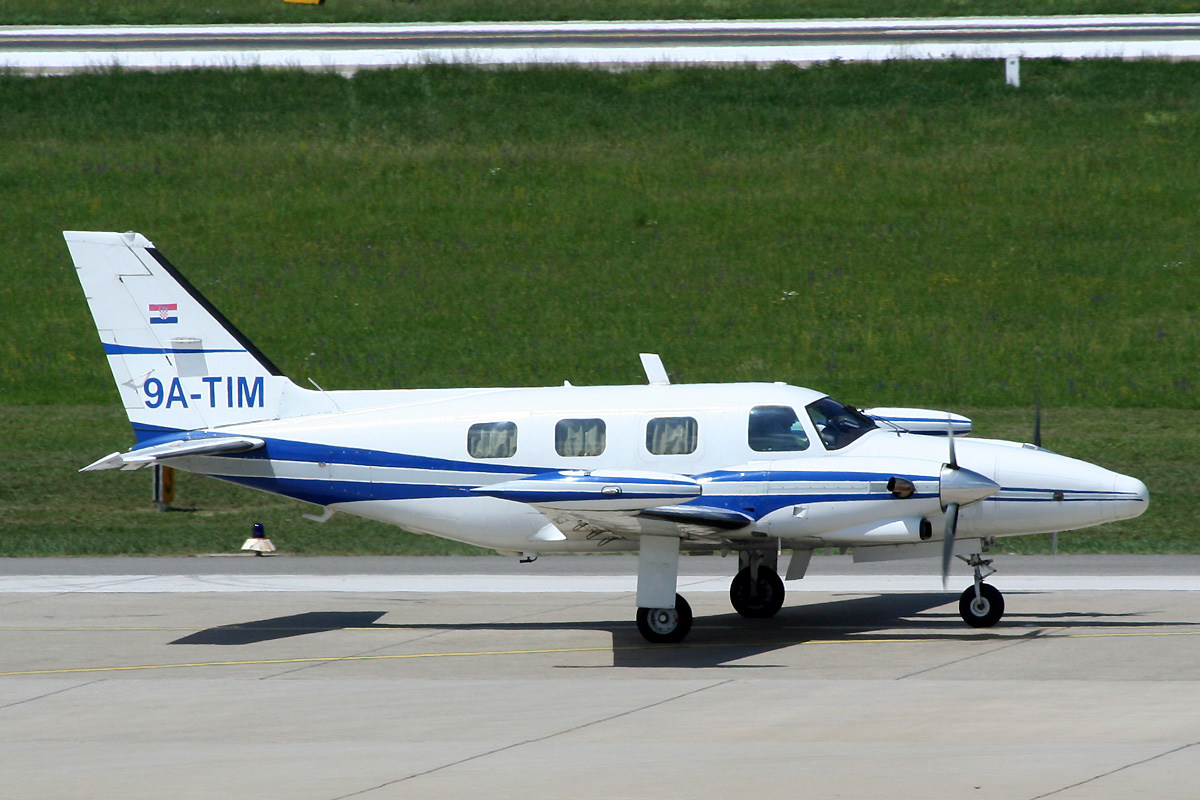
(168, 593, 1179, 668)
(171, 611, 393, 646)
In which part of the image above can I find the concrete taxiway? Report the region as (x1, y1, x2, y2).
(2, 554, 1199, 799)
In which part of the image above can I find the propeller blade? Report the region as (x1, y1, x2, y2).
(942, 502, 960, 589)
(946, 414, 958, 470)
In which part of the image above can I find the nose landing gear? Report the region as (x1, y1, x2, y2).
(957, 554, 1004, 628)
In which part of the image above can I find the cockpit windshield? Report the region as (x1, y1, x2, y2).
(806, 397, 877, 450)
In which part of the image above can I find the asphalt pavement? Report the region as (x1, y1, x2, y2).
(2, 554, 1198, 799)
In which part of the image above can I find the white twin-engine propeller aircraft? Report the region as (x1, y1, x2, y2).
(66, 231, 1149, 643)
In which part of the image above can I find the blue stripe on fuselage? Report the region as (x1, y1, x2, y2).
(699, 468, 937, 483)
(215, 474, 471, 506)
(142, 435, 1143, 519)
(104, 343, 246, 356)
(131, 423, 188, 444)
(245, 437, 544, 475)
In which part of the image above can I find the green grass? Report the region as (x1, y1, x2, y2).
(4, 0, 1200, 25)
(967, 408, 1196, 554)
(5, 61, 1199, 409)
(2, 60, 1197, 554)
(0, 405, 490, 556)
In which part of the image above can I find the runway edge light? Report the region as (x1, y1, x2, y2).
(241, 522, 276, 556)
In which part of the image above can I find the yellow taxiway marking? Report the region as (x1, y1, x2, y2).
(2, 627, 1199, 677)
(0, 627, 198, 632)
(0, 646, 618, 677)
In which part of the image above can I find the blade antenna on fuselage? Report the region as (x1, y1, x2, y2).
(1033, 384, 1043, 449)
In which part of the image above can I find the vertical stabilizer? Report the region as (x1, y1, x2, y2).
(65, 231, 307, 441)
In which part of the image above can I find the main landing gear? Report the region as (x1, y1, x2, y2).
(636, 594, 693, 644)
(957, 553, 1005, 628)
(633, 541, 789, 644)
(729, 565, 785, 618)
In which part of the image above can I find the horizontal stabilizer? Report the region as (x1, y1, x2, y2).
(474, 470, 701, 511)
(81, 435, 264, 472)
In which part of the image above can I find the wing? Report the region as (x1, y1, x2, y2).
(474, 469, 753, 543)
(538, 505, 754, 544)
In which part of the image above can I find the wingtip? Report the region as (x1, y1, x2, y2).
(80, 452, 126, 472)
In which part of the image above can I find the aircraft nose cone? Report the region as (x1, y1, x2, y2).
(1112, 474, 1150, 521)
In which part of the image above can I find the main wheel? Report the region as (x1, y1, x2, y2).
(959, 582, 1004, 628)
(729, 566, 786, 619)
(636, 594, 693, 644)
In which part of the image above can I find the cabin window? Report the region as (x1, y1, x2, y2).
(555, 418, 606, 457)
(646, 416, 698, 455)
(748, 405, 810, 452)
(467, 421, 518, 459)
(806, 397, 877, 450)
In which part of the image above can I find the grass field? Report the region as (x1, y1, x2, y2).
(3, 0, 1199, 25)
(1, 59, 1197, 554)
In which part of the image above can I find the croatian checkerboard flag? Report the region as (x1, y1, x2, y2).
(149, 303, 178, 324)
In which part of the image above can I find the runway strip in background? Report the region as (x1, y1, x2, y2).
(5, 15, 1200, 73)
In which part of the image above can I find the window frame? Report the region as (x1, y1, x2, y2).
(466, 420, 519, 459)
(805, 397, 877, 451)
(554, 417, 607, 458)
(747, 405, 811, 453)
(645, 415, 699, 456)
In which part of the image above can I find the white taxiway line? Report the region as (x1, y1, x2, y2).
(2, 574, 1199, 593)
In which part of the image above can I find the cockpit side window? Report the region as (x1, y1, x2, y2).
(806, 397, 877, 450)
(748, 405, 810, 452)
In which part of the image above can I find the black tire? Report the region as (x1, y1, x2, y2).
(636, 594, 693, 644)
(729, 566, 786, 619)
(959, 582, 1005, 628)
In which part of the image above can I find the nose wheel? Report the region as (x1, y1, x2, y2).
(959, 582, 1004, 627)
(957, 554, 1004, 628)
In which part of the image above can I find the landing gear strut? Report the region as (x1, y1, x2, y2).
(957, 554, 1004, 628)
(636, 594, 693, 643)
